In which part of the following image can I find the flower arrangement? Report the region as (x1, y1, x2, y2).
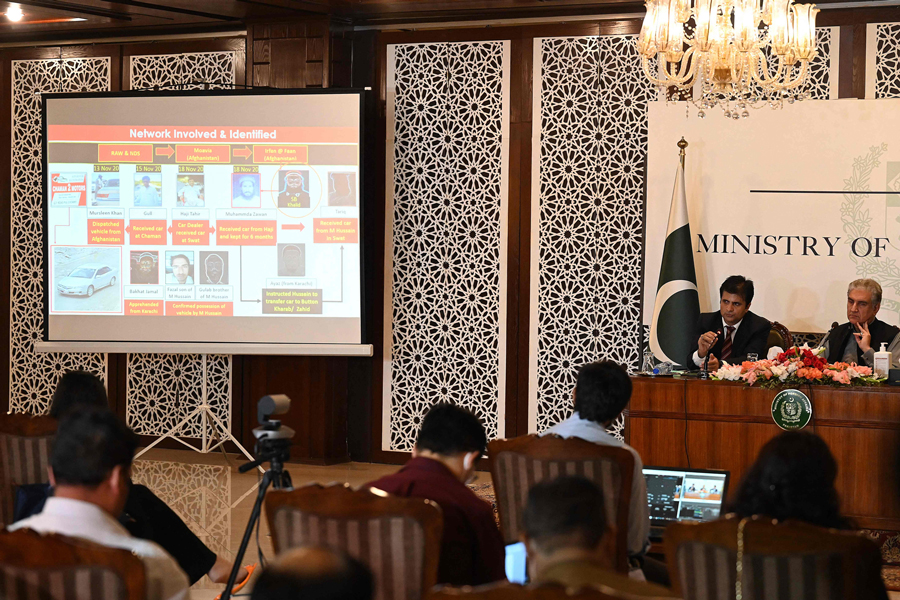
(712, 345, 883, 389)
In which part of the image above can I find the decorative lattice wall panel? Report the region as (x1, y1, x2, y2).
(132, 458, 231, 588)
(530, 31, 835, 435)
(9, 59, 111, 414)
(125, 52, 236, 437)
(383, 41, 510, 451)
(129, 51, 236, 90)
(869, 23, 900, 99)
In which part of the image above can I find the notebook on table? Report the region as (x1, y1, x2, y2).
(643, 466, 730, 540)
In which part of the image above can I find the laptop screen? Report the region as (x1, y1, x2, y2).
(643, 466, 730, 524)
(505, 542, 528, 584)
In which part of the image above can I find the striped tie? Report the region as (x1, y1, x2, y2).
(720, 325, 736, 361)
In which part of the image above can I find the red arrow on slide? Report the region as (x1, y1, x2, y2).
(155, 145, 174, 158)
(125, 225, 132, 234)
(167, 225, 173, 233)
(208, 226, 216, 234)
(281, 223, 305, 231)
(232, 146, 251, 159)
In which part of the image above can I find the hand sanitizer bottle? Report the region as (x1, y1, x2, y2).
(874, 342, 892, 378)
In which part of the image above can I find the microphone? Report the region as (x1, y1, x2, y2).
(818, 321, 839, 348)
(700, 329, 722, 380)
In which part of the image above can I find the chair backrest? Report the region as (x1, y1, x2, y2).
(428, 582, 674, 600)
(767, 321, 793, 352)
(265, 483, 443, 600)
(0, 528, 146, 600)
(0, 413, 57, 527)
(665, 517, 887, 600)
(488, 434, 634, 573)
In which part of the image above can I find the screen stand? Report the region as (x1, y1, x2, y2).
(134, 354, 262, 472)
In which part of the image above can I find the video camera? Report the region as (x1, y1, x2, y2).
(239, 394, 295, 477)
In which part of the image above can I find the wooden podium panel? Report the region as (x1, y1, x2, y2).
(628, 377, 900, 530)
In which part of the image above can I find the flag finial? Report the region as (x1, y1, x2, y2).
(678, 137, 688, 165)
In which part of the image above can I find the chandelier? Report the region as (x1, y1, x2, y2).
(637, 0, 819, 118)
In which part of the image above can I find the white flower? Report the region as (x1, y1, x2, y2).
(770, 365, 789, 381)
(714, 363, 743, 381)
(812, 346, 826, 357)
(847, 366, 861, 379)
(787, 362, 799, 374)
(767, 347, 784, 360)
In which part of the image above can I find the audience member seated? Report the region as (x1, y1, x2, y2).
(250, 546, 373, 600)
(541, 362, 651, 570)
(523, 476, 674, 597)
(366, 404, 505, 586)
(727, 430, 853, 529)
(16, 370, 252, 589)
(9, 407, 190, 600)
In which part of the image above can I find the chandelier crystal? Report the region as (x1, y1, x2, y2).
(637, 0, 819, 118)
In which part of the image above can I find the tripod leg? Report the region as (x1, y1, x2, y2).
(221, 470, 274, 600)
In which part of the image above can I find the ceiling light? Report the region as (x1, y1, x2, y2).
(638, 0, 820, 118)
(6, 3, 23, 21)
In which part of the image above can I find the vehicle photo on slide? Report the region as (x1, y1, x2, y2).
(51, 246, 121, 313)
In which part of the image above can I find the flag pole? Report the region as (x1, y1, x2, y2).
(648, 136, 700, 368)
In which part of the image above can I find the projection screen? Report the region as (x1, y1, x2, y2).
(40, 90, 369, 356)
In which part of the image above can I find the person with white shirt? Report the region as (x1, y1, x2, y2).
(179, 178, 203, 207)
(10, 408, 190, 600)
(541, 361, 656, 581)
(686, 275, 771, 371)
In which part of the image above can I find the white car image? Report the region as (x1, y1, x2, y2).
(57, 263, 119, 297)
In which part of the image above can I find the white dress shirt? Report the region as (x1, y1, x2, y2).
(692, 317, 744, 367)
(541, 413, 650, 558)
(9, 497, 190, 600)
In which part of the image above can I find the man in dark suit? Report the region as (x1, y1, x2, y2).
(687, 275, 771, 371)
(823, 278, 900, 368)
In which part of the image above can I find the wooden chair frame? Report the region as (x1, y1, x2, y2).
(0, 413, 57, 526)
(768, 320, 793, 350)
(0, 528, 146, 600)
(265, 483, 443, 594)
(429, 581, 674, 600)
(664, 516, 885, 599)
(488, 434, 634, 573)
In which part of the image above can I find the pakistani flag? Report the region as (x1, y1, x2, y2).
(649, 158, 700, 367)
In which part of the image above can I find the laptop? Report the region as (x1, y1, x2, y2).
(643, 466, 730, 540)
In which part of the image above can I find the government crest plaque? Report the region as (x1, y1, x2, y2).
(771, 388, 812, 430)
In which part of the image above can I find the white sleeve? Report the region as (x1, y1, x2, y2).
(692, 350, 703, 367)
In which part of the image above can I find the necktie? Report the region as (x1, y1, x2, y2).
(720, 325, 736, 361)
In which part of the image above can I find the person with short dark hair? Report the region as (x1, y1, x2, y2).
(10, 408, 190, 600)
(365, 403, 504, 586)
(523, 477, 673, 596)
(541, 362, 650, 563)
(251, 546, 373, 600)
(18, 370, 253, 592)
(688, 275, 771, 371)
(49, 369, 108, 419)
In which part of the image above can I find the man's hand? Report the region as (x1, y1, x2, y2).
(706, 355, 720, 372)
(698, 331, 718, 358)
(854, 320, 873, 353)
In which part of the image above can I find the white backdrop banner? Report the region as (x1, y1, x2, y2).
(645, 99, 900, 334)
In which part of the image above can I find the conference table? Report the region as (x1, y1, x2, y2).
(628, 376, 900, 531)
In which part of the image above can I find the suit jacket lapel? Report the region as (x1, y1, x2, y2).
(731, 313, 753, 353)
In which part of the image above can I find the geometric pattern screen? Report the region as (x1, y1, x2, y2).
(530, 32, 834, 435)
(384, 41, 508, 451)
(875, 23, 900, 99)
(531, 36, 655, 436)
(9, 58, 111, 414)
(8, 53, 235, 443)
(126, 52, 236, 438)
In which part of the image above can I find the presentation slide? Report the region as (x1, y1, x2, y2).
(44, 91, 364, 348)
